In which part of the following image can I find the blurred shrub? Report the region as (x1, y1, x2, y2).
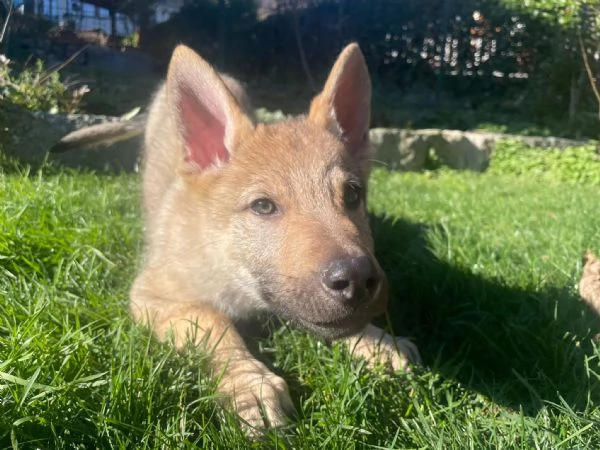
(0, 57, 89, 114)
(489, 139, 600, 185)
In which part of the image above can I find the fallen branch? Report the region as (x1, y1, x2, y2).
(0, 0, 14, 46)
(578, 32, 600, 122)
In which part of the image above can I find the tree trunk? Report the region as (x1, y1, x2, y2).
(435, 0, 452, 106)
(109, 9, 117, 37)
(291, 0, 316, 92)
(568, 70, 585, 125)
(135, 0, 151, 48)
(217, 0, 226, 68)
(24, 0, 35, 15)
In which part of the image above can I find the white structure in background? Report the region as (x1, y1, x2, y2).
(25, 0, 184, 36)
(154, 0, 184, 24)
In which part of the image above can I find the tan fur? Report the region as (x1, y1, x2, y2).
(130, 43, 420, 433)
(579, 250, 600, 314)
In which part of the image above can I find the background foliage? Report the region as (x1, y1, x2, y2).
(140, 0, 600, 137)
(0, 58, 88, 113)
(2, 0, 600, 137)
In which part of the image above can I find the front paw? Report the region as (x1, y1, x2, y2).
(218, 359, 295, 433)
(345, 324, 422, 371)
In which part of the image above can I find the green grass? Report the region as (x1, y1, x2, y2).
(1, 164, 600, 449)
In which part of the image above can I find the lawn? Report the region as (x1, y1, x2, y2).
(1, 163, 599, 449)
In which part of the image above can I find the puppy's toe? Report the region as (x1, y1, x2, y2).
(387, 337, 422, 371)
(228, 369, 295, 436)
(345, 325, 421, 372)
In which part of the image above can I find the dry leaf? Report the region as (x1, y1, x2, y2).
(579, 250, 600, 314)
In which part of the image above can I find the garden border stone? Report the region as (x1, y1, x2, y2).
(1, 107, 593, 173)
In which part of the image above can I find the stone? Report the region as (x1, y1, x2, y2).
(434, 130, 495, 171)
(370, 128, 590, 172)
(1, 104, 140, 172)
(1, 105, 592, 174)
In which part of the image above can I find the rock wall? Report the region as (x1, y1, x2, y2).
(370, 128, 591, 172)
(1, 107, 593, 173)
(1, 105, 140, 172)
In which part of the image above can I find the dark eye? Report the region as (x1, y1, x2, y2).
(343, 182, 362, 209)
(250, 198, 278, 215)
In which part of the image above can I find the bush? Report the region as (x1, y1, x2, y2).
(488, 139, 600, 185)
(0, 57, 89, 114)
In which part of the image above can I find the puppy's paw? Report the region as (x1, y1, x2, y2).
(219, 360, 295, 434)
(367, 334, 422, 371)
(345, 324, 422, 371)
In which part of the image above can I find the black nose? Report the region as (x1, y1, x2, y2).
(322, 256, 380, 304)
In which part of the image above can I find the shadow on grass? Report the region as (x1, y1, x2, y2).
(370, 214, 600, 415)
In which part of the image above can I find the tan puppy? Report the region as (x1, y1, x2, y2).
(129, 43, 420, 432)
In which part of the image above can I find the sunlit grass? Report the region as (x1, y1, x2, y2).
(1, 165, 599, 448)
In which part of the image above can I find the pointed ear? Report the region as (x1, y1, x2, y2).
(308, 43, 372, 157)
(166, 45, 254, 171)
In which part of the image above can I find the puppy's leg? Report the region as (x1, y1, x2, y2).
(343, 324, 422, 371)
(130, 283, 294, 431)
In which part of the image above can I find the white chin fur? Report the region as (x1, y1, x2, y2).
(214, 268, 271, 320)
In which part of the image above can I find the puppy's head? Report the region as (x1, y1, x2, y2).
(165, 44, 386, 340)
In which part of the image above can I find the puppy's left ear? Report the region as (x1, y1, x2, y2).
(309, 43, 372, 159)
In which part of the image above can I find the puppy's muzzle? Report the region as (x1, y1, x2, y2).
(321, 256, 381, 306)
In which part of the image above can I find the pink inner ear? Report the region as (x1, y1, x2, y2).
(333, 74, 369, 152)
(180, 91, 229, 170)
(335, 94, 365, 145)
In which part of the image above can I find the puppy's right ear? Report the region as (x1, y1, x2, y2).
(166, 45, 254, 171)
